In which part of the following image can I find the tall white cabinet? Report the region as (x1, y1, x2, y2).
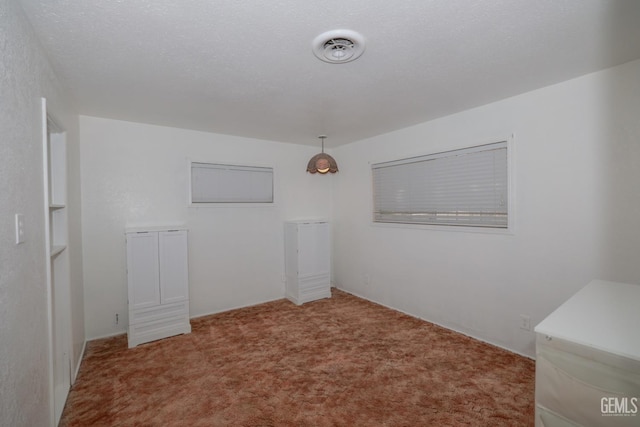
(126, 227, 191, 348)
(284, 220, 331, 305)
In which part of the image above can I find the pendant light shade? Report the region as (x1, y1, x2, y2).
(307, 136, 338, 174)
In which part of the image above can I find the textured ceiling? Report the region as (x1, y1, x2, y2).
(17, 0, 640, 147)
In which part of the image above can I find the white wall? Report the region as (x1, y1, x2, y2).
(0, 1, 84, 425)
(332, 59, 640, 358)
(80, 116, 333, 339)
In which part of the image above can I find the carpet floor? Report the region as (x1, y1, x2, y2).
(61, 289, 535, 426)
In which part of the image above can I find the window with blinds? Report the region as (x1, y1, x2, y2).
(190, 162, 274, 204)
(372, 141, 509, 228)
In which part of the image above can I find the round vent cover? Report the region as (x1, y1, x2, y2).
(312, 30, 365, 63)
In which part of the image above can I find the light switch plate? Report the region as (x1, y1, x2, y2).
(15, 214, 25, 244)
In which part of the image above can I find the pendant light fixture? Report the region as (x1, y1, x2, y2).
(306, 135, 338, 174)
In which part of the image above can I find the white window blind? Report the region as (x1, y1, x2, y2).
(190, 162, 273, 203)
(372, 141, 508, 228)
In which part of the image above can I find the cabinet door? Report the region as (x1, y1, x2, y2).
(159, 230, 189, 304)
(314, 222, 330, 275)
(127, 232, 160, 309)
(297, 222, 330, 277)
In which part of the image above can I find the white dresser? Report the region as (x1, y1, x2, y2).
(126, 227, 191, 347)
(284, 220, 331, 305)
(534, 280, 640, 426)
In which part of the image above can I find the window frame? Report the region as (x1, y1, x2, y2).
(188, 160, 275, 207)
(369, 136, 515, 234)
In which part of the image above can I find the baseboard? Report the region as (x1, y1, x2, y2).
(190, 296, 286, 320)
(88, 331, 127, 341)
(72, 340, 87, 384)
(335, 286, 535, 361)
(87, 297, 287, 342)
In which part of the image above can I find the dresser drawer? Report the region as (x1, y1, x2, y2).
(535, 335, 640, 427)
(299, 274, 330, 292)
(129, 300, 188, 325)
(127, 314, 191, 348)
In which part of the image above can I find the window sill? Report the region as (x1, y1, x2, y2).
(370, 220, 515, 236)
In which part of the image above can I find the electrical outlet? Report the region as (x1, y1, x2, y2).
(115, 312, 120, 325)
(519, 314, 531, 331)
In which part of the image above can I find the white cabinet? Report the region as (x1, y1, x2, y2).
(284, 221, 331, 305)
(126, 228, 191, 348)
(534, 280, 640, 426)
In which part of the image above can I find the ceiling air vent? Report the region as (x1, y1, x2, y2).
(312, 30, 365, 64)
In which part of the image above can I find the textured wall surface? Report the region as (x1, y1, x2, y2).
(0, 1, 83, 425)
(332, 59, 640, 358)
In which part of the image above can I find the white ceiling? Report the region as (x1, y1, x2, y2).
(17, 0, 640, 147)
